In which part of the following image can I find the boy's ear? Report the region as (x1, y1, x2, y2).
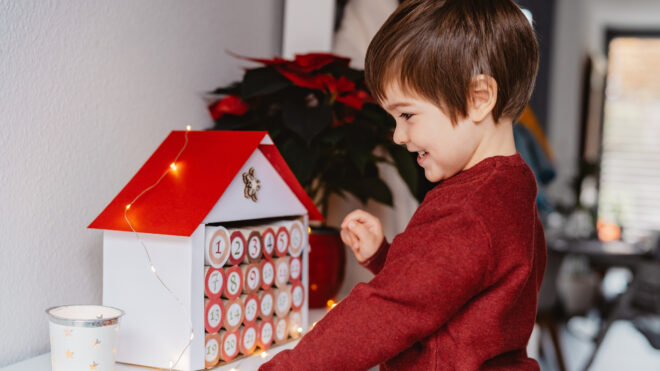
(467, 74, 498, 123)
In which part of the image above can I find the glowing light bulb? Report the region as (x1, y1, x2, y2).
(308, 226, 312, 234)
(297, 327, 303, 333)
(125, 204, 131, 210)
(260, 352, 268, 359)
(326, 299, 335, 308)
(170, 162, 177, 170)
(186, 125, 191, 131)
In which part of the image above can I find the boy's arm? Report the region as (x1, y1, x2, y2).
(359, 239, 390, 275)
(259, 213, 492, 371)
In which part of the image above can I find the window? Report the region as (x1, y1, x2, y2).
(597, 35, 660, 242)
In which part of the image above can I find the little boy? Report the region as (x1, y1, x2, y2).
(261, 0, 545, 369)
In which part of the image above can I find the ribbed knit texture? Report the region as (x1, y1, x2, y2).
(260, 153, 546, 370)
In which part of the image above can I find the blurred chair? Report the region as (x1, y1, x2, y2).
(582, 260, 660, 371)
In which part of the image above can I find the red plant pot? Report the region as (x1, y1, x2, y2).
(308, 226, 346, 308)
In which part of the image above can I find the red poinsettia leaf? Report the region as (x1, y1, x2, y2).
(209, 95, 249, 120)
(334, 76, 356, 94)
(356, 89, 375, 102)
(316, 74, 337, 92)
(227, 50, 289, 66)
(276, 66, 326, 90)
(336, 93, 364, 110)
(293, 53, 350, 72)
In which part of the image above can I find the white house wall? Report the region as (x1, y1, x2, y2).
(103, 230, 196, 370)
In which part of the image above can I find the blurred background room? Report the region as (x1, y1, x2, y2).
(1, 0, 659, 370)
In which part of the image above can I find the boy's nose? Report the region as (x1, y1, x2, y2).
(392, 124, 408, 145)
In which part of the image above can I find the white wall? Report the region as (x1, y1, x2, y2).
(282, 0, 335, 58)
(0, 0, 283, 365)
(546, 0, 586, 205)
(547, 0, 660, 205)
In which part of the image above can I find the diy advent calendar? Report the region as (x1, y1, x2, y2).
(89, 131, 323, 370)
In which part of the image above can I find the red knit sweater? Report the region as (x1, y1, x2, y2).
(260, 154, 546, 370)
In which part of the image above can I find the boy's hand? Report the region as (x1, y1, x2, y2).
(340, 209, 384, 263)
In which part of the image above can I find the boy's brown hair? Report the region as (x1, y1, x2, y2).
(365, 0, 539, 124)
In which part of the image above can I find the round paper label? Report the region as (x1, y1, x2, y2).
(207, 303, 222, 329)
(205, 338, 219, 362)
(231, 235, 245, 261)
(275, 318, 287, 341)
(276, 261, 289, 285)
(289, 258, 301, 281)
(289, 311, 302, 337)
(208, 229, 229, 267)
(277, 291, 290, 314)
(261, 261, 274, 287)
(292, 285, 304, 308)
(260, 293, 273, 316)
(263, 230, 275, 256)
(223, 333, 238, 357)
(207, 270, 223, 296)
(245, 297, 258, 322)
(227, 302, 243, 328)
(246, 266, 260, 291)
(226, 271, 241, 296)
(289, 222, 303, 256)
(276, 228, 288, 255)
(261, 321, 273, 344)
(248, 234, 261, 259)
(243, 327, 256, 350)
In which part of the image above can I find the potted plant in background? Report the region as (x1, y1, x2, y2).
(207, 52, 418, 307)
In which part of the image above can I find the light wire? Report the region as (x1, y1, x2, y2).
(122, 130, 193, 371)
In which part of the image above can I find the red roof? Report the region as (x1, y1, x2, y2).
(88, 131, 323, 236)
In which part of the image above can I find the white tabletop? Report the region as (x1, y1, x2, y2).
(2, 309, 328, 371)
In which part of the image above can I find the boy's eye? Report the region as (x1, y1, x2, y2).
(399, 112, 414, 120)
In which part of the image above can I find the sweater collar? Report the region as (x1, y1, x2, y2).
(426, 153, 524, 197)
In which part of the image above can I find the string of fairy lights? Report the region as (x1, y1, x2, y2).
(121, 126, 332, 370)
(123, 126, 193, 371)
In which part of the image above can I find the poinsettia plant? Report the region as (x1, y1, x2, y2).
(207, 52, 418, 217)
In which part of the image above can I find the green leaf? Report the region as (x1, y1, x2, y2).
(358, 177, 393, 206)
(241, 67, 292, 99)
(319, 128, 345, 146)
(282, 91, 332, 145)
(209, 82, 242, 95)
(349, 150, 370, 175)
(388, 144, 418, 199)
(279, 137, 320, 186)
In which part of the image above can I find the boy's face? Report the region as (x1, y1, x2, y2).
(382, 82, 483, 183)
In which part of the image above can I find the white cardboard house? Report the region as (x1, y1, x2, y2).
(89, 130, 323, 370)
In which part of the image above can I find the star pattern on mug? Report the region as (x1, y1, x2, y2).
(89, 361, 98, 370)
(64, 329, 73, 336)
(93, 338, 101, 348)
(65, 349, 74, 359)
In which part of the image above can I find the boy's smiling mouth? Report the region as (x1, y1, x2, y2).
(417, 150, 428, 165)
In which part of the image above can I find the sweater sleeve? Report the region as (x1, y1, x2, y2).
(259, 212, 492, 371)
(359, 239, 390, 275)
